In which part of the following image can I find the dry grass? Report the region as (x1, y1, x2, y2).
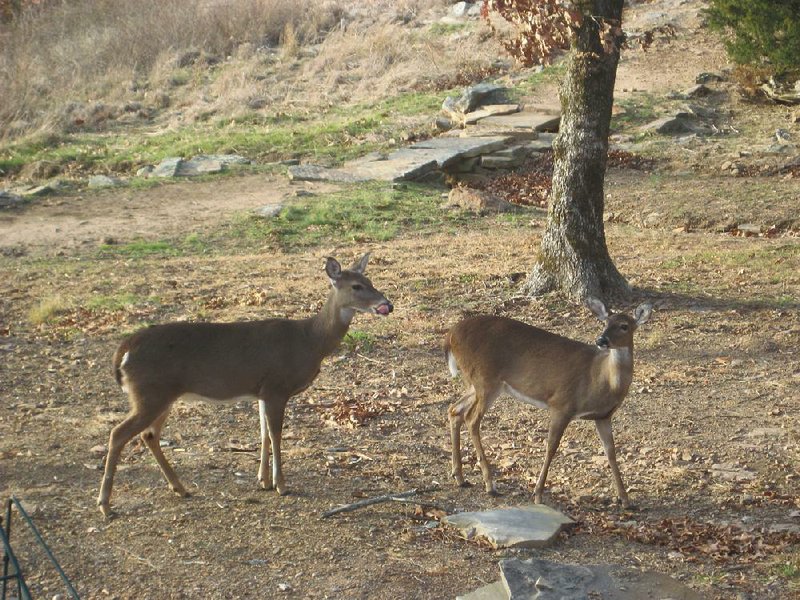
(27, 294, 70, 325)
(0, 0, 492, 140)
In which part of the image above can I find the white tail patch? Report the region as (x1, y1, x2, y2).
(119, 351, 130, 393)
(447, 350, 460, 378)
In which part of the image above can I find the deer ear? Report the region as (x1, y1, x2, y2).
(325, 257, 342, 283)
(350, 252, 370, 274)
(586, 297, 609, 322)
(634, 303, 653, 325)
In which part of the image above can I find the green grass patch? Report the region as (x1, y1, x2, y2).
(222, 182, 473, 250)
(342, 330, 376, 354)
(84, 292, 141, 312)
(611, 92, 660, 131)
(428, 22, 471, 36)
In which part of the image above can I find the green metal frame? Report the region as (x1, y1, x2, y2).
(1, 497, 79, 599)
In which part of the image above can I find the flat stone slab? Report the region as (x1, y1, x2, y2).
(457, 581, 507, 600)
(465, 104, 522, 125)
(443, 505, 575, 549)
(151, 154, 250, 178)
(287, 164, 371, 183)
(343, 136, 513, 181)
(499, 558, 704, 600)
(478, 111, 561, 133)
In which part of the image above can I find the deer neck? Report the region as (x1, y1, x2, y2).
(603, 345, 634, 394)
(307, 289, 354, 358)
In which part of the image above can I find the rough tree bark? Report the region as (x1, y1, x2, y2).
(523, 0, 630, 303)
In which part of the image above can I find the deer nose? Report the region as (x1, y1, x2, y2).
(376, 301, 393, 316)
(596, 335, 609, 348)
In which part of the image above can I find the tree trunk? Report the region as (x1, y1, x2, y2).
(523, 0, 630, 303)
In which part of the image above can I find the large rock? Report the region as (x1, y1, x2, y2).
(443, 83, 508, 119)
(150, 154, 250, 178)
(499, 558, 704, 600)
(442, 505, 575, 549)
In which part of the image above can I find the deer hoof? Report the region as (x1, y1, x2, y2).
(98, 502, 113, 518)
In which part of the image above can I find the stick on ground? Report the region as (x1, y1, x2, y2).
(320, 487, 437, 519)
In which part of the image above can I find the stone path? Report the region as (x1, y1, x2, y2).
(288, 98, 561, 184)
(458, 558, 705, 600)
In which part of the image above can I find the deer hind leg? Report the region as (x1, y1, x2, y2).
(257, 399, 272, 490)
(262, 395, 288, 495)
(139, 405, 188, 498)
(464, 387, 500, 496)
(448, 386, 476, 487)
(594, 417, 631, 507)
(533, 411, 572, 505)
(97, 408, 159, 517)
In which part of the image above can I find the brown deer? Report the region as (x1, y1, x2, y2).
(97, 254, 393, 516)
(445, 298, 652, 507)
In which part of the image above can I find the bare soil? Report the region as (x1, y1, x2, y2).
(1, 2, 798, 599)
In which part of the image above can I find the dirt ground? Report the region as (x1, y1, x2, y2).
(1, 1, 799, 599)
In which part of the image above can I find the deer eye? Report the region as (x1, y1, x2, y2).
(351, 284, 364, 291)
(619, 323, 629, 331)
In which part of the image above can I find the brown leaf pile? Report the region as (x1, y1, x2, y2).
(578, 514, 800, 564)
(472, 149, 655, 207)
(316, 394, 400, 427)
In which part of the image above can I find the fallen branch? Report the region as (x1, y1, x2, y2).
(321, 487, 438, 519)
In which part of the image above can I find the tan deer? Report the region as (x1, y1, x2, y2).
(445, 298, 652, 507)
(97, 254, 393, 516)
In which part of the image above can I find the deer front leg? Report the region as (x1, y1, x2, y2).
(257, 399, 272, 490)
(594, 417, 631, 507)
(533, 412, 571, 505)
(263, 396, 288, 495)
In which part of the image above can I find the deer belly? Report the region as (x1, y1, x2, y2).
(503, 383, 549, 410)
(180, 393, 260, 404)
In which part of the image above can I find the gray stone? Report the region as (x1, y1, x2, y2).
(252, 204, 284, 218)
(456, 581, 507, 600)
(287, 164, 370, 183)
(0, 190, 26, 209)
(345, 136, 512, 181)
(523, 138, 554, 153)
(451, 2, 474, 17)
(696, 72, 725, 84)
(443, 83, 507, 116)
(464, 104, 522, 125)
(481, 155, 522, 169)
(88, 175, 123, 188)
(479, 111, 561, 133)
(642, 116, 695, 135)
(497, 558, 705, 600)
(151, 155, 249, 178)
(683, 83, 712, 98)
(176, 154, 250, 176)
(151, 157, 184, 178)
(442, 505, 575, 549)
(22, 180, 66, 197)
